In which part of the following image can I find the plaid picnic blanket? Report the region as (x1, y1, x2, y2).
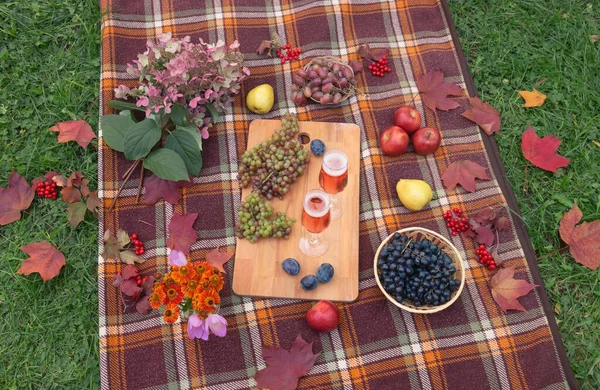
(98, 0, 576, 388)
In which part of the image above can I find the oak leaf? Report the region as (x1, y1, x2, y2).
(143, 174, 193, 205)
(521, 126, 570, 172)
(461, 97, 501, 135)
(490, 265, 537, 312)
(441, 160, 490, 192)
(0, 172, 35, 225)
(17, 241, 66, 282)
(166, 212, 198, 255)
(254, 334, 320, 390)
(207, 247, 233, 274)
(66, 202, 87, 229)
(518, 89, 546, 107)
(49, 120, 96, 149)
(559, 203, 600, 270)
(416, 70, 462, 111)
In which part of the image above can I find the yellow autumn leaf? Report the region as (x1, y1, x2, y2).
(518, 89, 547, 107)
(593, 140, 600, 148)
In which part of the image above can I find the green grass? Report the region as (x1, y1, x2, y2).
(0, 0, 598, 388)
(449, 0, 600, 387)
(0, 1, 101, 388)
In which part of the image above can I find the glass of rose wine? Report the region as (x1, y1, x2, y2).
(318, 149, 348, 220)
(299, 189, 331, 257)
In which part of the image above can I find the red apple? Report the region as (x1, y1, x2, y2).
(306, 300, 339, 333)
(412, 127, 441, 156)
(379, 126, 409, 156)
(393, 106, 422, 135)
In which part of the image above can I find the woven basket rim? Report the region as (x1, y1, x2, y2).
(373, 227, 466, 314)
(303, 57, 354, 103)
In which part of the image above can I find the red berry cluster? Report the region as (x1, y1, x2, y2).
(476, 244, 497, 270)
(131, 233, 145, 256)
(276, 44, 302, 64)
(36, 180, 58, 199)
(367, 56, 391, 77)
(443, 208, 471, 236)
(135, 273, 149, 287)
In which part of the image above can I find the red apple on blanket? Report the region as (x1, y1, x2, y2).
(412, 127, 441, 156)
(380, 126, 409, 156)
(306, 300, 339, 333)
(393, 106, 422, 135)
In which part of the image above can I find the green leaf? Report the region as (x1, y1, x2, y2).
(119, 250, 145, 264)
(108, 100, 145, 112)
(123, 118, 161, 160)
(100, 114, 135, 152)
(177, 125, 203, 151)
(204, 102, 220, 123)
(66, 202, 87, 229)
(165, 129, 203, 176)
(143, 148, 190, 182)
(169, 104, 187, 126)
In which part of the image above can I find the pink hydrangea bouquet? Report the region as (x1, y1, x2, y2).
(101, 33, 249, 183)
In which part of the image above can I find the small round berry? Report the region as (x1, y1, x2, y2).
(488, 264, 496, 271)
(281, 59, 286, 64)
(451, 231, 457, 236)
(139, 248, 145, 254)
(479, 244, 486, 249)
(453, 208, 460, 213)
(131, 233, 138, 240)
(135, 269, 139, 273)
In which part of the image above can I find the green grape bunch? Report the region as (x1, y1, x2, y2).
(236, 193, 296, 242)
(237, 113, 310, 200)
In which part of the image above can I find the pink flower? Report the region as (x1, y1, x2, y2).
(114, 85, 130, 99)
(136, 96, 149, 107)
(147, 86, 161, 97)
(169, 250, 187, 266)
(145, 108, 152, 117)
(200, 125, 209, 139)
(204, 314, 227, 337)
(164, 102, 172, 114)
(153, 105, 164, 113)
(189, 96, 203, 108)
(187, 314, 209, 340)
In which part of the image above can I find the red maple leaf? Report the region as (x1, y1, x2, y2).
(461, 97, 501, 135)
(473, 208, 497, 224)
(49, 120, 96, 149)
(559, 204, 600, 270)
(206, 247, 233, 274)
(254, 334, 320, 390)
(0, 172, 35, 225)
(490, 265, 537, 312)
(521, 126, 570, 172)
(441, 160, 490, 192)
(416, 70, 462, 111)
(474, 224, 494, 246)
(143, 174, 193, 205)
(17, 241, 66, 282)
(166, 212, 198, 255)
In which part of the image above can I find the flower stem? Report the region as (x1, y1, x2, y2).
(135, 164, 145, 203)
(108, 159, 141, 213)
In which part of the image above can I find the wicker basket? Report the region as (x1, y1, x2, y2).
(373, 227, 465, 314)
(303, 56, 355, 104)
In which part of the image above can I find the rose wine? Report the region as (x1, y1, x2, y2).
(319, 150, 348, 194)
(301, 191, 331, 233)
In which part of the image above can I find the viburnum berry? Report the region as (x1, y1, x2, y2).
(36, 180, 58, 199)
(277, 43, 301, 64)
(443, 207, 471, 235)
(476, 244, 497, 270)
(369, 56, 392, 77)
(131, 233, 145, 256)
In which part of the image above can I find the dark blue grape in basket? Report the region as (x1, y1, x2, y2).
(282, 258, 300, 276)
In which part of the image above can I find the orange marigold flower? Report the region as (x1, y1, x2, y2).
(194, 261, 210, 276)
(149, 292, 163, 309)
(164, 285, 183, 307)
(192, 290, 220, 312)
(183, 279, 199, 298)
(163, 306, 180, 324)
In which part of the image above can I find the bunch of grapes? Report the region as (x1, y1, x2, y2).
(236, 193, 296, 242)
(290, 58, 357, 106)
(237, 113, 310, 200)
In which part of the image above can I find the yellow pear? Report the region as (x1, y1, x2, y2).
(396, 179, 433, 211)
(246, 84, 274, 114)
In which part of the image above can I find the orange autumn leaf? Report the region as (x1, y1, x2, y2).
(49, 120, 97, 149)
(490, 265, 538, 312)
(518, 89, 546, 107)
(17, 241, 66, 282)
(461, 97, 501, 136)
(206, 247, 233, 274)
(558, 204, 600, 270)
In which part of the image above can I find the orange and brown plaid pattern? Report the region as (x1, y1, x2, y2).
(98, 0, 575, 388)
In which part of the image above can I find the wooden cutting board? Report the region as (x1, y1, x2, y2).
(232, 119, 360, 302)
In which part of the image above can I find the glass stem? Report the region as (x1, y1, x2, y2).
(309, 232, 320, 246)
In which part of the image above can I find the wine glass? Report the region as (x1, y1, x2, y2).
(318, 149, 348, 220)
(299, 189, 331, 257)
